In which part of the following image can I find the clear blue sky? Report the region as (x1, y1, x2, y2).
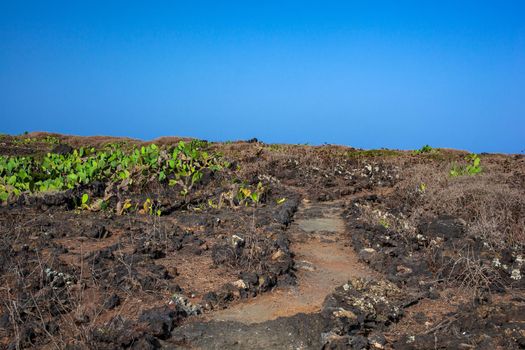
(1, 1, 524, 153)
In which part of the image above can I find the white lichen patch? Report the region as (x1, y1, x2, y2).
(510, 269, 522, 281)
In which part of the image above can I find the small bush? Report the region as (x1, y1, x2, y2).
(413, 144, 436, 155)
(450, 154, 482, 177)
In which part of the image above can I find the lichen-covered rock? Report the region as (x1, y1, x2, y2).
(322, 278, 409, 347)
(169, 293, 202, 316)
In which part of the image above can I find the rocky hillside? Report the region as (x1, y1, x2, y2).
(0, 133, 524, 349)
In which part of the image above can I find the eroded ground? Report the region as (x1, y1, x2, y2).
(0, 133, 524, 349)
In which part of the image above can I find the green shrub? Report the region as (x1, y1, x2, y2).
(413, 144, 437, 155)
(450, 154, 482, 177)
(236, 182, 265, 205)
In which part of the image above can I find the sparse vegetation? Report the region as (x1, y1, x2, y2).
(235, 182, 265, 205)
(12, 135, 60, 145)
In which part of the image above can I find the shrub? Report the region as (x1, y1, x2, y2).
(450, 154, 482, 177)
(413, 144, 435, 155)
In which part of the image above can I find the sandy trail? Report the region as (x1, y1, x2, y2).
(209, 199, 377, 324)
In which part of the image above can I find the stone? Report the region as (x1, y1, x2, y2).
(271, 249, 285, 260)
(104, 294, 121, 310)
(333, 308, 357, 320)
(169, 294, 202, 316)
(139, 306, 179, 339)
(233, 279, 248, 289)
(84, 224, 110, 239)
(418, 215, 466, 240)
(51, 144, 73, 155)
(231, 234, 245, 248)
(359, 247, 377, 262)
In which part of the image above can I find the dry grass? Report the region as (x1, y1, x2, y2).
(393, 160, 525, 250)
(358, 157, 525, 297)
(445, 246, 504, 298)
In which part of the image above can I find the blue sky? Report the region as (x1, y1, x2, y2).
(1, 1, 524, 153)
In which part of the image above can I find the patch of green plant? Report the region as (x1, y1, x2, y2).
(13, 137, 35, 145)
(276, 197, 286, 205)
(136, 197, 161, 216)
(117, 198, 134, 215)
(0, 140, 226, 203)
(378, 218, 390, 229)
(12, 135, 60, 146)
(166, 140, 223, 195)
(267, 144, 282, 152)
(0, 185, 8, 202)
(32, 136, 60, 145)
(81, 193, 89, 208)
(236, 182, 265, 205)
(449, 154, 482, 177)
(412, 144, 437, 155)
(42, 136, 60, 144)
(209, 181, 268, 209)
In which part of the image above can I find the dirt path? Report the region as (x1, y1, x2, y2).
(209, 199, 377, 324)
(169, 199, 379, 349)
